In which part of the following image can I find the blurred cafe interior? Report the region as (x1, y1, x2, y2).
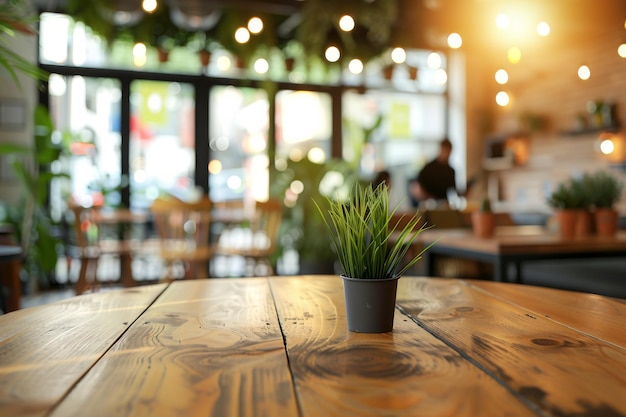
(1, 0, 626, 311)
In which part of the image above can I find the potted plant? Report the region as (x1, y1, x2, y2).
(316, 183, 432, 333)
(589, 171, 623, 237)
(547, 179, 587, 238)
(471, 197, 495, 238)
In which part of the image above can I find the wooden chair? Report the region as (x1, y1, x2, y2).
(215, 199, 283, 276)
(68, 202, 136, 295)
(149, 195, 213, 280)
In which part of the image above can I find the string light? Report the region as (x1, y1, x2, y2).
(447, 33, 463, 49)
(142, 0, 157, 13)
(325, 46, 340, 62)
(391, 47, 406, 64)
(495, 69, 508, 84)
(235, 27, 250, 43)
(248, 17, 263, 34)
(578, 65, 590, 80)
(339, 15, 355, 32)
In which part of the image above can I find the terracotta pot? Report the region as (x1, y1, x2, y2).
(198, 50, 211, 67)
(576, 210, 594, 237)
(556, 209, 579, 239)
(157, 48, 169, 63)
(284, 57, 295, 72)
(472, 212, 495, 238)
(383, 64, 394, 80)
(594, 208, 619, 237)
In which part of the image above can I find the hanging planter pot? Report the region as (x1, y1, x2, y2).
(198, 50, 211, 67)
(157, 48, 170, 63)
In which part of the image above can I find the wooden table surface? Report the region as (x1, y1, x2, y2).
(1, 276, 625, 417)
(418, 227, 626, 281)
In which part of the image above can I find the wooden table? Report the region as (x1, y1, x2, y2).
(420, 226, 626, 281)
(2, 276, 626, 417)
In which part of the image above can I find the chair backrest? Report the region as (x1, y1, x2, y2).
(250, 199, 283, 254)
(150, 196, 213, 250)
(67, 201, 101, 251)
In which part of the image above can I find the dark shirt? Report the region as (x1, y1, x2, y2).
(416, 159, 456, 200)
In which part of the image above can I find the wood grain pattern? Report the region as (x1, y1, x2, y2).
(470, 280, 626, 348)
(0, 284, 168, 417)
(269, 276, 536, 417)
(397, 278, 626, 417)
(49, 278, 298, 417)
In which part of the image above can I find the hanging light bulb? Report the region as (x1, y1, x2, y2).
(325, 46, 341, 62)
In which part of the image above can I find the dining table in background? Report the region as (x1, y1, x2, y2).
(419, 226, 626, 282)
(1, 275, 625, 417)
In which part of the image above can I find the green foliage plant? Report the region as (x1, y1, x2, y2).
(547, 179, 587, 210)
(0, 0, 48, 87)
(589, 170, 623, 208)
(316, 182, 432, 280)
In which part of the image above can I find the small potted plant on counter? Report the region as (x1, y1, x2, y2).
(589, 171, 623, 237)
(316, 183, 432, 333)
(547, 179, 587, 238)
(471, 197, 495, 238)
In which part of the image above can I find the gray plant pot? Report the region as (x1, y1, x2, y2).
(341, 275, 399, 333)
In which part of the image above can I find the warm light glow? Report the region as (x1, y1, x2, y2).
(618, 44, 626, 58)
(537, 21, 550, 36)
(133, 42, 147, 57)
(142, 0, 157, 13)
(254, 58, 269, 74)
(495, 13, 509, 29)
(495, 69, 508, 84)
(391, 47, 406, 64)
(208, 160, 222, 174)
(216, 55, 231, 71)
(325, 46, 341, 62)
(235, 27, 250, 43)
(433, 68, 447, 85)
(339, 15, 355, 32)
(290, 180, 304, 195)
(507, 47, 522, 64)
(600, 139, 615, 155)
(496, 91, 510, 106)
(427, 52, 442, 69)
(133, 42, 147, 67)
(348, 58, 363, 74)
(248, 17, 263, 34)
(307, 147, 326, 164)
(578, 65, 591, 80)
(447, 33, 463, 49)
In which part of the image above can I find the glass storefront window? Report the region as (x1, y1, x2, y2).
(48, 75, 121, 217)
(130, 81, 195, 209)
(208, 86, 269, 204)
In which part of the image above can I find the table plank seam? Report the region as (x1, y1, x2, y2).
(394, 304, 546, 417)
(42, 283, 172, 417)
(267, 277, 305, 417)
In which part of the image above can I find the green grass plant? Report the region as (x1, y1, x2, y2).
(316, 183, 433, 279)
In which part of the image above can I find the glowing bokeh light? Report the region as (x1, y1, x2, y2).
(348, 58, 363, 74)
(578, 65, 591, 80)
(537, 21, 550, 36)
(208, 160, 222, 174)
(427, 52, 442, 69)
(142, 0, 157, 13)
(507, 47, 522, 64)
(433, 69, 447, 85)
(447, 33, 463, 49)
(391, 47, 406, 64)
(618, 44, 626, 58)
(495, 69, 508, 84)
(600, 139, 615, 155)
(235, 27, 250, 43)
(339, 15, 355, 32)
(248, 17, 263, 34)
(495, 13, 509, 29)
(325, 46, 340, 62)
(308, 147, 326, 163)
(254, 58, 269, 74)
(496, 91, 510, 106)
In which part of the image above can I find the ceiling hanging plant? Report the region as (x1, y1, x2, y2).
(295, 0, 398, 65)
